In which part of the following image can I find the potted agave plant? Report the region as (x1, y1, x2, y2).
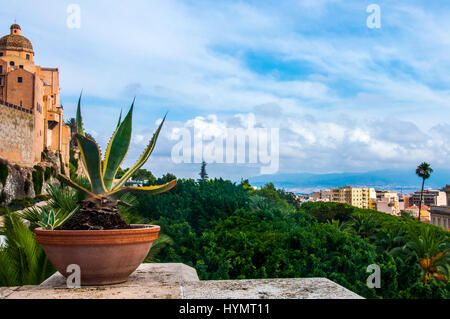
(34, 96, 176, 285)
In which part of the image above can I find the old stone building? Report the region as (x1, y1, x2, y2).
(0, 24, 70, 168)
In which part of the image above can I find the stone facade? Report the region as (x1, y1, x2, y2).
(0, 103, 34, 164)
(0, 24, 70, 168)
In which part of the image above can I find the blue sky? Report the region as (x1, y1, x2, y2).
(2, 0, 450, 180)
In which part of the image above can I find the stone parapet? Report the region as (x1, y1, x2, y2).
(0, 263, 363, 299)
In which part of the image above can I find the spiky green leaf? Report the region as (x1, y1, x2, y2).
(112, 114, 167, 190)
(116, 109, 122, 129)
(76, 92, 85, 136)
(102, 101, 134, 190)
(75, 134, 107, 194)
(106, 179, 176, 199)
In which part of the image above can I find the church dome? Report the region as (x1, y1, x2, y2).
(0, 24, 34, 53)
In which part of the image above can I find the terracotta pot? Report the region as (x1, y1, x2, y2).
(35, 224, 160, 285)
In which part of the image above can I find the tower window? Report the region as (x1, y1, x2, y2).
(18, 77, 22, 83)
(26, 54, 30, 60)
(10, 61, 14, 66)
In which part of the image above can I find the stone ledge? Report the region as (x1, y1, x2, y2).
(0, 286, 20, 299)
(181, 278, 362, 299)
(2, 263, 363, 299)
(40, 263, 200, 288)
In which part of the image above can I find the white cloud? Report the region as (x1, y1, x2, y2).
(2, 1, 450, 178)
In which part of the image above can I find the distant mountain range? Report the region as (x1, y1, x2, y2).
(248, 169, 450, 194)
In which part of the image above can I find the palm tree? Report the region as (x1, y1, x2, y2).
(415, 162, 433, 221)
(375, 228, 407, 253)
(350, 214, 380, 239)
(327, 219, 354, 234)
(391, 227, 449, 284)
(65, 117, 76, 136)
(65, 117, 78, 148)
(0, 210, 55, 286)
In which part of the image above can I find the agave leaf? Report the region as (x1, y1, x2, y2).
(76, 134, 107, 194)
(116, 109, 122, 129)
(58, 206, 80, 228)
(102, 101, 134, 190)
(49, 211, 54, 227)
(41, 211, 48, 223)
(76, 92, 85, 136)
(112, 114, 167, 190)
(57, 174, 99, 199)
(106, 179, 177, 199)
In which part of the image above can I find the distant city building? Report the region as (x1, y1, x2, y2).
(400, 195, 412, 211)
(376, 197, 397, 215)
(376, 191, 399, 215)
(124, 180, 148, 187)
(429, 206, 450, 230)
(331, 186, 376, 209)
(404, 205, 431, 222)
(295, 194, 310, 203)
(411, 190, 447, 207)
(441, 185, 450, 207)
(311, 189, 331, 202)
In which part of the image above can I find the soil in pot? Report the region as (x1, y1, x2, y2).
(61, 199, 130, 230)
(61, 210, 129, 230)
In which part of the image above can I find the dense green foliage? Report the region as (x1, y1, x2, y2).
(0, 211, 55, 286)
(0, 180, 86, 286)
(44, 166, 55, 182)
(134, 176, 449, 299)
(58, 153, 65, 175)
(32, 166, 43, 195)
(0, 195, 50, 216)
(116, 167, 156, 183)
(1, 165, 448, 298)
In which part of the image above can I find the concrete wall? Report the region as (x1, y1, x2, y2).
(0, 102, 34, 165)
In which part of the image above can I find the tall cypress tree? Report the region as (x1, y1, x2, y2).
(199, 161, 208, 181)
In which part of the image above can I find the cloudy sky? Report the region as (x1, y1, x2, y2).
(2, 0, 450, 180)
